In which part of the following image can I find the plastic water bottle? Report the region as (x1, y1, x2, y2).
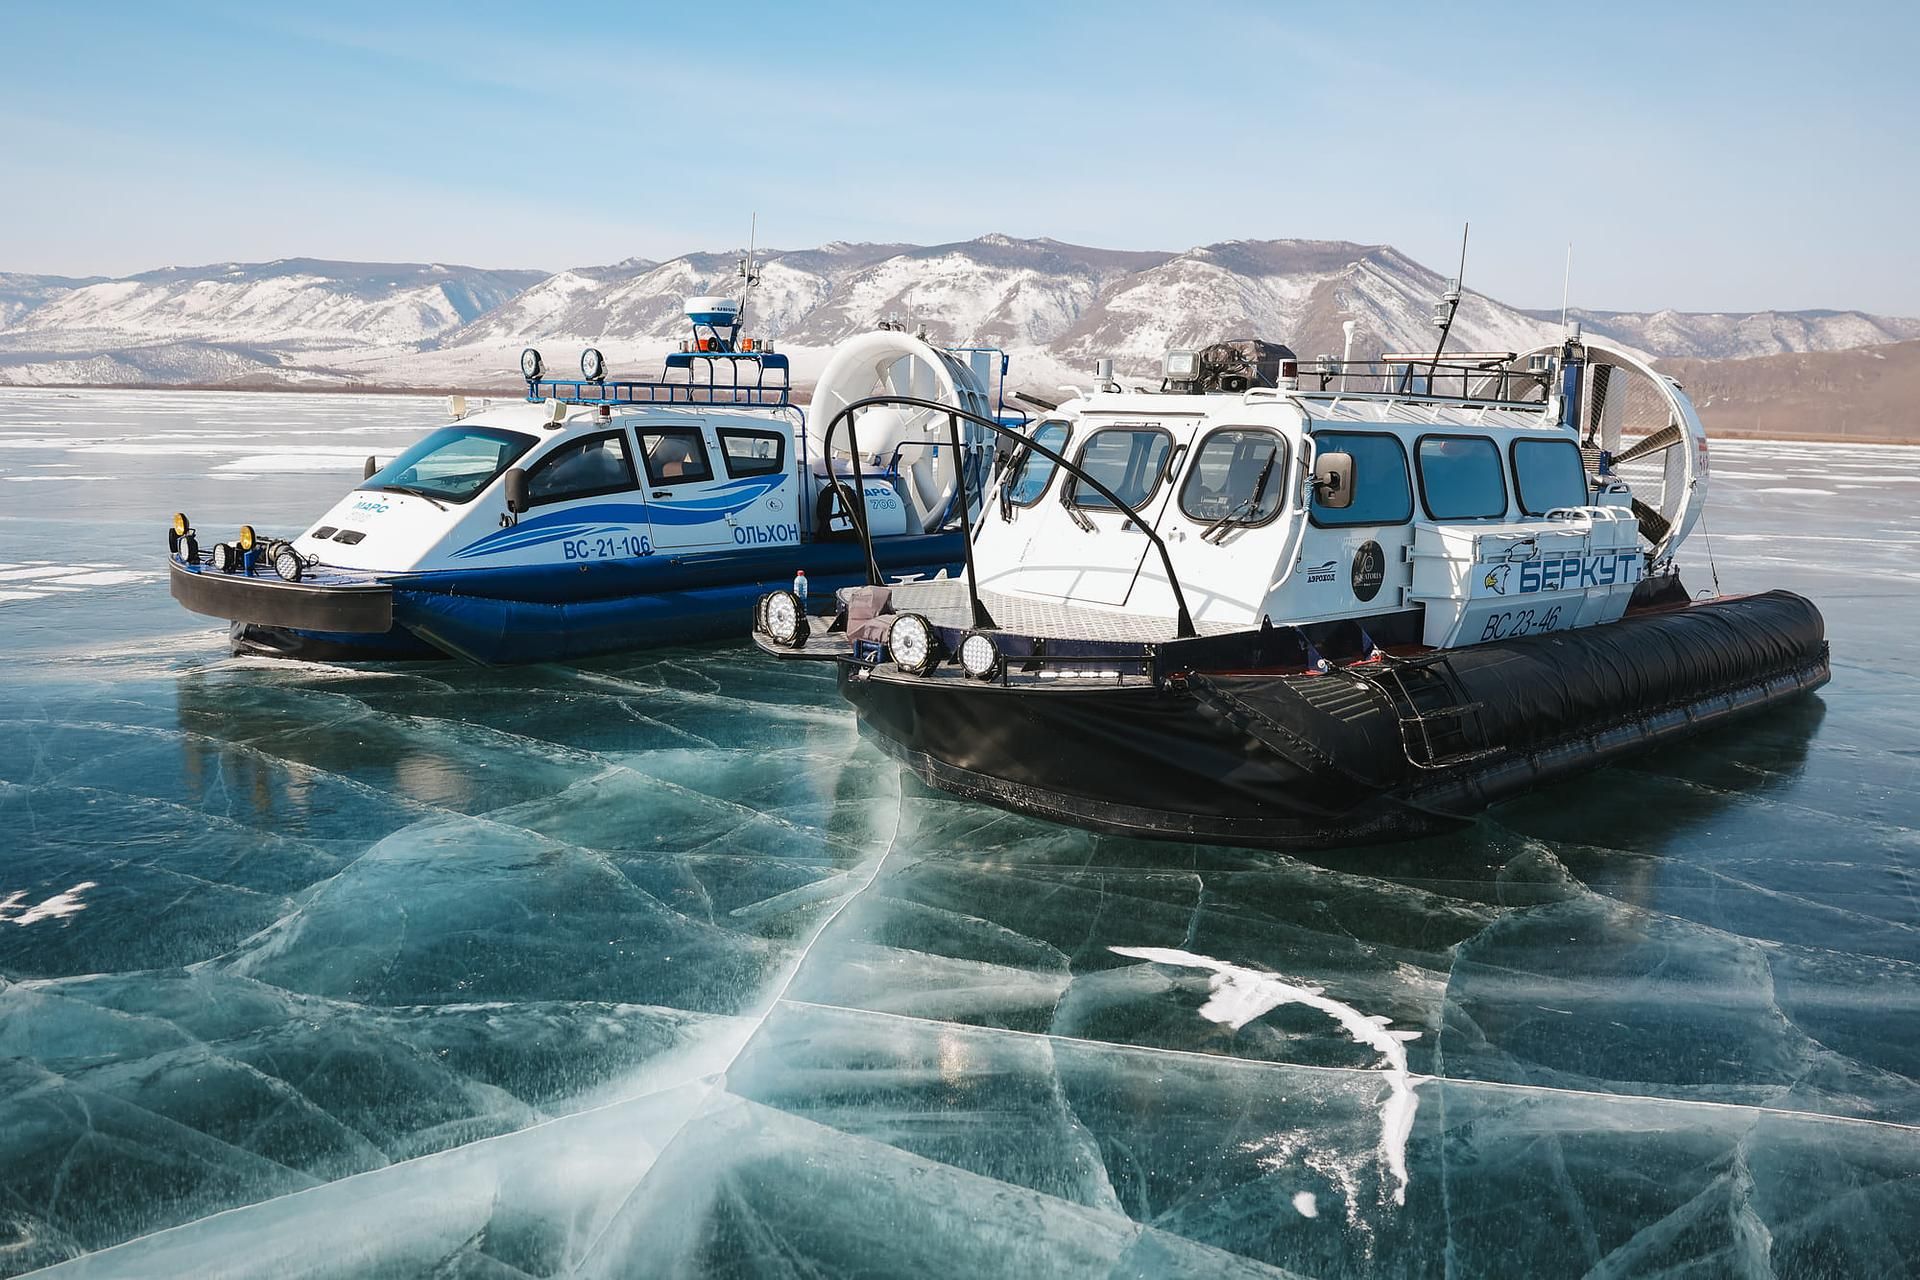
(793, 569, 808, 607)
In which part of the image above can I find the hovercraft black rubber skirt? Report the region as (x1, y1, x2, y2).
(837, 590, 1830, 850)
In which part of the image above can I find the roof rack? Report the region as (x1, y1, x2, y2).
(529, 351, 791, 407)
(1299, 352, 1550, 406)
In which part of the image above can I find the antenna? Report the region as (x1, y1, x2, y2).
(1406, 221, 1468, 392)
(736, 212, 761, 327)
(1560, 242, 1573, 332)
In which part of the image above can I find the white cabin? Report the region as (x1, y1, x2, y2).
(970, 341, 1705, 649)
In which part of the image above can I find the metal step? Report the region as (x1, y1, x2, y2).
(1355, 655, 1503, 769)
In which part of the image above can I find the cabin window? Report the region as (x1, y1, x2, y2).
(364, 426, 537, 504)
(1180, 428, 1288, 526)
(718, 429, 786, 478)
(1309, 431, 1413, 527)
(1416, 435, 1507, 520)
(1069, 426, 1173, 511)
(1511, 437, 1589, 515)
(525, 430, 639, 507)
(1006, 420, 1069, 506)
(639, 428, 714, 487)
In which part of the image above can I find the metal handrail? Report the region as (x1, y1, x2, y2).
(531, 380, 790, 407)
(821, 395, 1199, 640)
(529, 353, 792, 408)
(1302, 356, 1550, 404)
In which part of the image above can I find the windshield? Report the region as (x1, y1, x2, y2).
(364, 426, 538, 504)
(1006, 421, 1069, 505)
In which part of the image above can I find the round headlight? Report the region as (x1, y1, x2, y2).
(272, 544, 304, 582)
(763, 589, 808, 647)
(887, 613, 940, 675)
(237, 524, 257, 553)
(171, 512, 190, 537)
(959, 631, 1001, 681)
(580, 347, 606, 382)
(179, 534, 198, 564)
(520, 347, 544, 381)
(212, 541, 237, 573)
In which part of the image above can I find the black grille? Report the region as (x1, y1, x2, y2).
(332, 529, 365, 545)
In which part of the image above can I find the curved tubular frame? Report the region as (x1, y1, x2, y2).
(822, 395, 1197, 640)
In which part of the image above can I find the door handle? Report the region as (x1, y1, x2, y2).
(651, 490, 671, 498)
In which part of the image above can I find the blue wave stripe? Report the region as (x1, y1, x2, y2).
(450, 478, 783, 560)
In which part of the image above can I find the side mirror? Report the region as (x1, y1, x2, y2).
(363, 456, 378, 480)
(1313, 451, 1355, 509)
(504, 467, 529, 514)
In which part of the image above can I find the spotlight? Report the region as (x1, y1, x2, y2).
(238, 524, 257, 553)
(886, 613, 941, 675)
(762, 589, 808, 648)
(520, 347, 544, 382)
(580, 347, 606, 382)
(959, 631, 1002, 680)
(212, 542, 238, 573)
(168, 511, 192, 554)
(272, 543, 305, 583)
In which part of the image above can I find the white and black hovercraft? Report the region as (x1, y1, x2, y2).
(167, 296, 1008, 663)
(752, 318, 1830, 850)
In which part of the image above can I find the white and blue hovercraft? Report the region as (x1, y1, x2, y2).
(167, 297, 1009, 663)
(753, 320, 1831, 851)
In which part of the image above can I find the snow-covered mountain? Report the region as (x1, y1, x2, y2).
(3, 239, 1915, 391)
(0, 260, 544, 385)
(0, 272, 101, 329)
(1529, 307, 1920, 361)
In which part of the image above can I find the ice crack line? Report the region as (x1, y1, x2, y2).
(567, 774, 912, 1265)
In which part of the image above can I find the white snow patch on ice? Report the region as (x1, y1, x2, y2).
(1293, 1191, 1319, 1218)
(48, 569, 154, 586)
(1754, 487, 1836, 496)
(1110, 946, 1424, 1206)
(1, 881, 99, 925)
(215, 450, 401, 473)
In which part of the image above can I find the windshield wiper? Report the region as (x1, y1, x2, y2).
(1202, 452, 1278, 544)
(373, 484, 447, 511)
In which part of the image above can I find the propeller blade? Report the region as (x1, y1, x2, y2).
(1585, 363, 1613, 440)
(1632, 496, 1672, 547)
(1613, 423, 1683, 467)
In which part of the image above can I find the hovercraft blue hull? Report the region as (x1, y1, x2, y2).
(227, 533, 962, 664)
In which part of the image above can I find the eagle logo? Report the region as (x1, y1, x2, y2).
(1483, 565, 1511, 595)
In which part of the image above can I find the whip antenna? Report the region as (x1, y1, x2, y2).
(1413, 221, 1469, 390)
(1561, 242, 1573, 332)
(737, 212, 762, 328)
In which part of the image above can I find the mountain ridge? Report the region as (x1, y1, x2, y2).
(3, 238, 1915, 406)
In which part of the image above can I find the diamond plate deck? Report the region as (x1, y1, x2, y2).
(879, 579, 1241, 642)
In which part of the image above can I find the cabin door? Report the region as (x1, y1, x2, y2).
(634, 419, 735, 553)
(1134, 426, 1301, 627)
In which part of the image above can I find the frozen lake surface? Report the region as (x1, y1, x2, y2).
(1, 388, 1917, 1277)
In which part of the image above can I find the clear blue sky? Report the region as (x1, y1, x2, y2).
(3, 1, 1916, 315)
